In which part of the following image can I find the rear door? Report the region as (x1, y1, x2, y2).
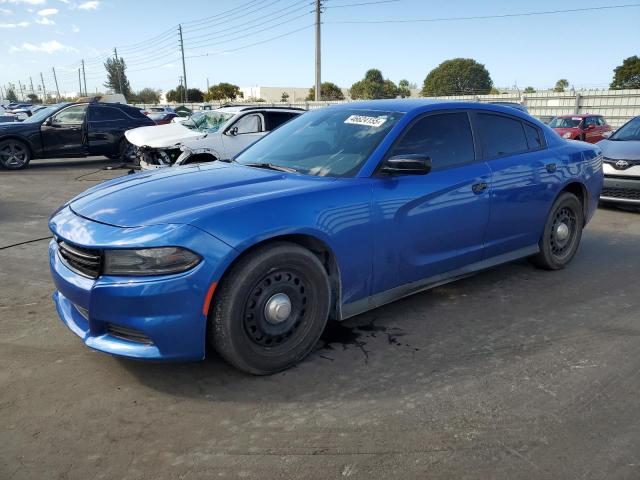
(40, 104, 88, 157)
(221, 112, 265, 158)
(371, 111, 492, 294)
(472, 112, 553, 258)
(87, 104, 130, 155)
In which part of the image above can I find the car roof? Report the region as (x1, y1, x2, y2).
(325, 99, 535, 116)
(215, 105, 305, 114)
(556, 113, 600, 118)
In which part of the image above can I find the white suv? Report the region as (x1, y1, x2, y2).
(125, 105, 304, 170)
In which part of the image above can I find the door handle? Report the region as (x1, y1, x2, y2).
(472, 182, 488, 194)
(546, 163, 557, 173)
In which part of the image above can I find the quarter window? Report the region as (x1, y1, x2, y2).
(477, 113, 528, 158)
(390, 112, 475, 170)
(523, 123, 543, 150)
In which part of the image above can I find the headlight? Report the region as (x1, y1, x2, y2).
(562, 132, 573, 139)
(103, 247, 201, 276)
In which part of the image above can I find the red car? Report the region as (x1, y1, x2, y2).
(549, 114, 612, 143)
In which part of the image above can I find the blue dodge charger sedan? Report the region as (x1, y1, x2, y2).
(49, 100, 603, 374)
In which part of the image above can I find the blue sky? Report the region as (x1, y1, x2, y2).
(1, 0, 639, 97)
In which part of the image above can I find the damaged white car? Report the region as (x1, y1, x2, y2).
(124, 105, 304, 170)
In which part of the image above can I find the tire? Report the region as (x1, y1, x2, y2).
(209, 241, 331, 375)
(118, 139, 138, 164)
(0, 139, 31, 170)
(530, 192, 583, 270)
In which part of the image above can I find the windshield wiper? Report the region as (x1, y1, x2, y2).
(243, 162, 298, 173)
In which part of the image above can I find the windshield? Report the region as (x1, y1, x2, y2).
(22, 104, 64, 124)
(610, 117, 640, 141)
(183, 110, 234, 133)
(549, 117, 582, 128)
(234, 108, 403, 177)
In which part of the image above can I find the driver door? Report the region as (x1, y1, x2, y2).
(40, 104, 88, 157)
(221, 113, 265, 158)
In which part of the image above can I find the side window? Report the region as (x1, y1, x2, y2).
(523, 123, 544, 150)
(597, 116, 607, 126)
(265, 111, 298, 131)
(584, 117, 597, 127)
(233, 114, 262, 134)
(477, 113, 528, 158)
(52, 104, 88, 125)
(88, 106, 127, 122)
(390, 112, 475, 170)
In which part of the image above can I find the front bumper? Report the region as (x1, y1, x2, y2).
(48, 207, 236, 361)
(601, 176, 640, 205)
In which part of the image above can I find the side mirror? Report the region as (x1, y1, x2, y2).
(586, 124, 595, 130)
(380, 154, 432, 176)
(44, 117, 53, 127)
(227, 126, 238, 136)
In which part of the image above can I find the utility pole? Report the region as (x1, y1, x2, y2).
(114, 48, 123, 94)
(18, 81, 24, 101)
(52, 67, 61, 101)
(78, 68, 82, 97)
(81, 59, 87, 97)
(178, 24, 188, 103)
(40, 72, 46, 103)
(29, 76, 35, 97)
(315, 0, 322, 101)
(206, 77, 210, 92)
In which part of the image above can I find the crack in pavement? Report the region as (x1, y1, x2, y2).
(0, 236, 52, 251)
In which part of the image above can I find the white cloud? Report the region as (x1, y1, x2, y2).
(0, 7, 12, 14)
(71, 23, 79, 32)
(36, 16, 54, 24)
(0, 0, 46, 5)
(10, 40, 78, 53)
(37, 8, 59, 15)
(0, 20, 28, 27)
(77, 1, 98, 10)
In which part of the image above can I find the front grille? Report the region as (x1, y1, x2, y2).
(601, 187, 640, 200)
(106, 324, 153, 345)
(603, 158, 640, 170)
(57, 240, 102, 278)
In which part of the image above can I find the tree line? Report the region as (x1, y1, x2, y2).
(8, 55, 637, 104)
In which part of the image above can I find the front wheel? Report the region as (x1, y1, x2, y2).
(209, 242, 331, 375)
(0, 139, 31, 170)
(118, 139, 138, 164)
(530, 192, 583, 270)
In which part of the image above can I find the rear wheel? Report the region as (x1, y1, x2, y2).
(209, 242, 330, 375)
(0, 139, 31, 170)
(530, 192, 583, 270)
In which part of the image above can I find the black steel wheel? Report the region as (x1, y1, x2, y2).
(0, 139, 31, 170)
(530, 192, 583, 270)
(209, 241, 330, 375)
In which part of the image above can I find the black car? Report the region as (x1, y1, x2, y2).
(0, 100, 154, 170)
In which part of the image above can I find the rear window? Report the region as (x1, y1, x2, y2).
(477, 113, 528, 158)
(265, 111, 300, 131)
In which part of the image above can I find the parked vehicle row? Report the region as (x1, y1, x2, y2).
(548, 114, 612, 142)
(48, 100, 603, 374)
(0, 98, 154, 169)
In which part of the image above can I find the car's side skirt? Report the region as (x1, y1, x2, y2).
(340, 245, 540, 320)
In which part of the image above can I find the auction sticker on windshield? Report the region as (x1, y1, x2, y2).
(344, 115, 387, 127)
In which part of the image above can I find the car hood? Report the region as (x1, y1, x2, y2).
(124, 122, 204, 148)
(69, 162, 333, 228)
(598, 139, 640, 160)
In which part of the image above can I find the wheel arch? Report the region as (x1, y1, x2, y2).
(559, 180, 588, 224)
(0, 135, 35, 158)
(211, 233, 343, 321)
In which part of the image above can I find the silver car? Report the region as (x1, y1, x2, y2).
(598, 116, 640, 206)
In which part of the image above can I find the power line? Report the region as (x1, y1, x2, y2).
(182, 0, 288, 33)
(325, 0, 399, 8)
(181, 0, 263, 26)
(185, 24, 314, 59)
(185, 11, 313, 49)
(324, 3, 640, 24)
